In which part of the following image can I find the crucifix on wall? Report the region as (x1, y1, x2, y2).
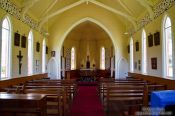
(17, 50, 23, 75)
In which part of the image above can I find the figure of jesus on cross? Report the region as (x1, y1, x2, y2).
(17, 51, 23, 75)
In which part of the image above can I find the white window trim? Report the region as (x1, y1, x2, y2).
(130, 37, 134, 72)
(162, 15, 174, 79)
(28, 30, 34, 75)
(141, 29, 147, 74)
(42, 38, 46, 73)
(0, 16, 12, 78)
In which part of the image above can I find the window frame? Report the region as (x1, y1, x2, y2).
(162, 15, 174, 79)
(142, 29, 147, 74)
(0, 16, 12, 78)
(28, 30, 34, 75)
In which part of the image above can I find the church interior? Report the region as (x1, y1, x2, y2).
(0, 0, 175, 116)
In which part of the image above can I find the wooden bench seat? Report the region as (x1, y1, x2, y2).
(0, 93, 47, 116)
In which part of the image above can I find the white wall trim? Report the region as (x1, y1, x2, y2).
(47, 57, 59, 79)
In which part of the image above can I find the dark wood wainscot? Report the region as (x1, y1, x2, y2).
(0, 93, 47, 116)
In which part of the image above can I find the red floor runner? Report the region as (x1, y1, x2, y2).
(70, 86, 105, 116)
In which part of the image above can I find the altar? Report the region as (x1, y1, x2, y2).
(79, 69, 96, 82)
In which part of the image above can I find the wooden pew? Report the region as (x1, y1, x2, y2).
(0, 93, 47, 116)
(104, 84, 166, 116)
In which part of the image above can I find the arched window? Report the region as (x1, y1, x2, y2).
(71, 47, 75, 70)
(142, 29, 147, 74)
(130, 37, 134, 72)
(42, 39, 46, 73)
(28, 31, 33, 75)
(163, 16, 173, 78)
(101, 47, 105, 70)
(1, 17, 11, 78)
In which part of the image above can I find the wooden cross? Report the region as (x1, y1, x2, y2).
(17, 51, 23, 75)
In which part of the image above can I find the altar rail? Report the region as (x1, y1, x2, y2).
(128, 72, 175, 89)
(0, 73, 48, 88)
(65, 69, 111, 79)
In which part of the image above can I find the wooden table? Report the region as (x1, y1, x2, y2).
(0, 93, 47, 116)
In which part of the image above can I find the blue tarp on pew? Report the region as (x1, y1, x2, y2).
(151, 90, 175, 116)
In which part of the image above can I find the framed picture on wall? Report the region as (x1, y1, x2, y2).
(135, 41, 139, 52)
(21, 35, 26, 48)
(36, 42, 40, 52)
(148, 34, 153, 47)
(46, 46, 48, 54)
(127, 45, 130, 53)
(154, 32, 160, 46)
(134, 62, 137, 70)
(51, 51, 55, 57)
(151, 57, 157, 69)
(14, 32, 20, 46)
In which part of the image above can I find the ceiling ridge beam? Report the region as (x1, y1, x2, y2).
(89, 0, 137, 29)
(21, 0, 40, 19)
(39, 0, 85, 29)
(136, 0, 154, 20)
(118, 0, 134, 16)
(40, 0, 58, 18)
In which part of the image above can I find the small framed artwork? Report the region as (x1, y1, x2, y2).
(51, 51, 55, 57)
(148, 34, 153, 47)
(127, 45, 130, 53)
(151, 57, 157, 69)
(21, 35, 26, 48)
(138, 65, 141, 71)
(14, 32, 20, 46)
(134, 62, 137, 70)
(154, 32, 160, 46)
(36, 42, 40, 52)
(135, 41, 139, 52)
(46, 46, 48, 54)
(138, 60, 141, 64)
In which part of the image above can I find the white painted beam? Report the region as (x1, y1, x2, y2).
(40, 0, 58, 18)
(89, 0, 137, 29)
(118, 0, 134, 16)
(39, 0, 85, 28)
(136, 0, 154, 20)
(21, 0, 40, 19)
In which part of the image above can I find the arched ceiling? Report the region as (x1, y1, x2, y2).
(14, 0, 161, 30)
(64, 21, 112, 41)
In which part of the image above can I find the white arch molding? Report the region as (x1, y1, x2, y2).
(56, 17, 120, 79)
(47, 57, 58, 79)
(117, 57, 128, 79)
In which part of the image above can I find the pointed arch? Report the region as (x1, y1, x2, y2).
(57, 17, 119, 79)
(162, 15, 173, 78)
(0, 16, 12, 78)
(28, 30, 34, 75)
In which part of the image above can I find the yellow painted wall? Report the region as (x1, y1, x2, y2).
(127, 5, 175, 77)
(48, 3, 127, 58)
(0, 10, 49, 78)
(63, 38, 113, 69)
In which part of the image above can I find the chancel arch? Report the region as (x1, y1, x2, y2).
(57, 17, 120, 79)
(61, 20, 116, 79)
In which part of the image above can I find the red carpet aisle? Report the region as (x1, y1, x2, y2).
(70, 86, 105, 116)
